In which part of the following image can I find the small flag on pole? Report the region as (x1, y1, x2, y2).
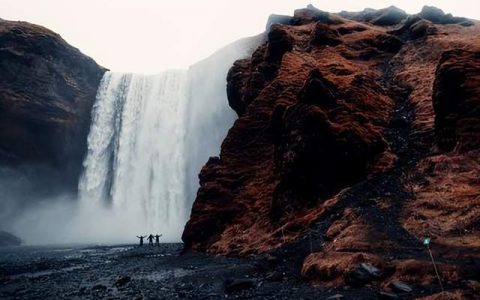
(423, 237, 431, 246)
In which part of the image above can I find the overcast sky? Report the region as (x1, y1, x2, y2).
(2, 0, 479, 73)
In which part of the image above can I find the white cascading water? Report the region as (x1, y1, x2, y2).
(78, 35, 263, 242)
(78, 71, 189, 236)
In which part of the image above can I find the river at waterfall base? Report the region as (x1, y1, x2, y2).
(4, 35, 261, 245)
(79, 71, 190, 242)
(74, 36, 264, 244)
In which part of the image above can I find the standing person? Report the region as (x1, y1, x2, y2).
(147, 234, 155, 246)
(136, 235, 146, 246)
(155, 234, 162, 246)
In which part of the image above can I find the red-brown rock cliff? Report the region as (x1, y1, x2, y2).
(183, 5, 480, 296)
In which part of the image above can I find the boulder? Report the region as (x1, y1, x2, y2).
(389, 280, 413, 293)
(346, 263, 382, 287)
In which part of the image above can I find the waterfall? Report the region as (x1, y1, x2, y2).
(78, 35, 263, 242)
(79, 70, 189, 236)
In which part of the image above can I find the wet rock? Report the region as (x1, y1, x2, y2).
(326, 294, 344, 300)
(389, 280, 412, 293)
(224, 278, 256, 294)
(346, 263, 381, 286)
(379, 291, 399, 299)
(360, 263, 381, 276)
(114, 276, 131, 287)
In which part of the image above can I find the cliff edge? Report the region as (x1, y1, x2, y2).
(183, 5, 480, 297)
(0, 18, 106, 187)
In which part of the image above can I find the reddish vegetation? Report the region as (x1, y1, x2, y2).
(183, 5, 480, 297)
(433, 50, 480, 152)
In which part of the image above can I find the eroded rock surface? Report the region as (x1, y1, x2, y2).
(0, 19, 106, 186)
(433, 49, 480, 152)
(184, 5, 480, 297)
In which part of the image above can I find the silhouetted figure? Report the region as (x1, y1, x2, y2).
(155, 234, 162, 245)
(136, 235, 146, 246)
(147, 234, 154, 246)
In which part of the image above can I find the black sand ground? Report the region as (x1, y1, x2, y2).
(0, 243, 328, 300)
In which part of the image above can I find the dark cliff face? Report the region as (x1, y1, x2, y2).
(0, 230, 21, 246)
(0, 19, 106, 188)
(433, 49, 480, 152)
(183, 5, 480, 295)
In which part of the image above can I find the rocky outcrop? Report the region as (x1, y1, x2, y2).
(419, 6, 473, 26)
(0, 19, 106, 186)
(339, 6, 407, 26)
(184, 7, 398, 252)
(0, 230, 21, 246)
(184, 4, 480, 297)
(433, 50, 480, 152)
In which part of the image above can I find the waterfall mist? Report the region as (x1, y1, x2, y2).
(0, 35, 262, 245)
(79, 70, 190, 241)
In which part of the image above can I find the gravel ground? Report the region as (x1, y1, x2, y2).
(0, 243, 335, 300)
